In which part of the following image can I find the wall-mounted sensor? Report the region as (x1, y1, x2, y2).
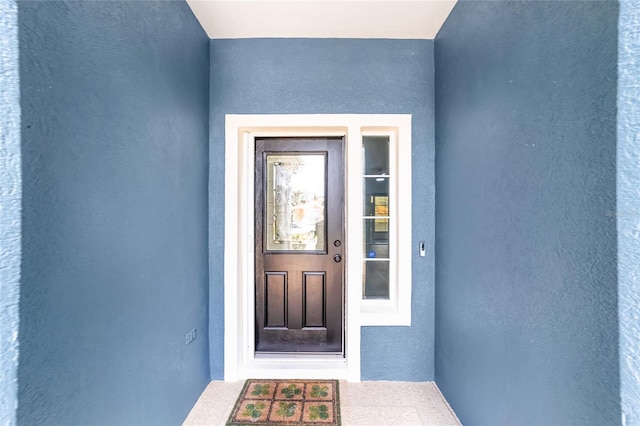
(419, 241, 426, 257)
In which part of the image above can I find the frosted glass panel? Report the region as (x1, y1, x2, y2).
(266, 154, 326, 251)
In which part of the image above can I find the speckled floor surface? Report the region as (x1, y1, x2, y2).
(183, 380, 461, 426)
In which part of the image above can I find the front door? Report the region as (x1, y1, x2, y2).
(255, 137, 344, 353)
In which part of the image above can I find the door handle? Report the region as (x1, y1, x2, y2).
(333, 254, 342, 263)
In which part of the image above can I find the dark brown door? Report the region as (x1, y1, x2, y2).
(255, 137, 344, 353)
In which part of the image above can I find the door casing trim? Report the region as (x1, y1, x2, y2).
(223, 114, 410, 382)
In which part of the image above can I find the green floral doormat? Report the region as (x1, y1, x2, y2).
(227, 380, 340, 426)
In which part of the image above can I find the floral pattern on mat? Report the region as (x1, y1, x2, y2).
(227, 379, 340, 426)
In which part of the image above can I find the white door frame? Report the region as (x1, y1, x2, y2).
(223, 114, 411, 382)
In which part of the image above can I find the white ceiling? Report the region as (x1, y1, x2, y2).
(186, 0, 457, 39)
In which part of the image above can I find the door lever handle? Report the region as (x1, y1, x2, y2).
(333, 254, 342, 263)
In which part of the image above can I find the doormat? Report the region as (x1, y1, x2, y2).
(227, 379, 340, 426)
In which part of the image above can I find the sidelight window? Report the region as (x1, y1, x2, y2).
(362, 136, 390, 299)
(359, 126, 412, 327)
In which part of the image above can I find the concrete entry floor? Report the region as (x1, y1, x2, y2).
(183, 380, 461, 425)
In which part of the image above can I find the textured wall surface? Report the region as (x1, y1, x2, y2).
(0, 0, 20, 424)
(619, 1, 640, 424)
(209, 39, 435, 381)
(434, 1, 619, 424)
(18, 1, 210, 424)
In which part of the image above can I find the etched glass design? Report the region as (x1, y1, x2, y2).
(266, 155, 326, 252)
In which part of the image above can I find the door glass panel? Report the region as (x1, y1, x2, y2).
(266, 154, 326, 252)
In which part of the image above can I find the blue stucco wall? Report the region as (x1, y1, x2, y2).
(618, 1, 640, 424)
(209, 39, 435, 381)
(434, 1, 619, 424)
(18, 1, 210, 424)
(0, 0, 20, 424)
